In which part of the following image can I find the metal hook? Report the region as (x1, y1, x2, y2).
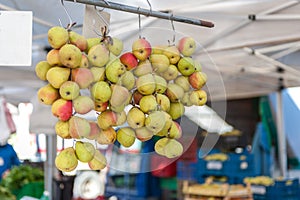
(146, 0, 152, 16)
(60, 0, 76, 29)
(94, 5, 110, 35)
(138, 7, 142, 38)
(169, 12, 176, 45)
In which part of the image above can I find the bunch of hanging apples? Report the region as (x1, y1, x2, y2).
(35, 25, 207, 172)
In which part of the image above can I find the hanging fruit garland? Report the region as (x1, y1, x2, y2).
(35, 18, 208, 172)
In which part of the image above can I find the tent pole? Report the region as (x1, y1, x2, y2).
(44, 134, 57, 200)
(63, 0, 214, 28)
(275, 91, 287, 177)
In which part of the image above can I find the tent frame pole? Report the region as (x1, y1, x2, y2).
(63, 0, 214, 28)
(275, 91, 287, 177)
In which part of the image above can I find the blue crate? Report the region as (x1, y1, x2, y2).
(176, 160, 198, 181)
(198, 159, 226, 177)
(251, 178, 300, 200)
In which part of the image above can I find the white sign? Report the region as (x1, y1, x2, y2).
(0, 11, 32, 66)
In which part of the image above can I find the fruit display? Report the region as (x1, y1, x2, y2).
(35, 24, 208, 172)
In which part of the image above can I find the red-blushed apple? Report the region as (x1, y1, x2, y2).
(135, 127, 154, 142)
(97, 110, 118, 130)
(69, 116, 91, 139)
(37, 84, 60, 105)
(80, 54, 89, 68)
(86, 121, 101, 140)
(189, 89, 207, 106)
(51, 98, 73, 121)
(132, 38, 152, 61)
(69, 30, 88, 52)
(188, 71, 207, 89)
(46, 49, 62, 66)
(96, 127, 117, 145)
(132, 90, 144, 105)
(73, 95, 94, 115)
(71, 68, 94, 89)
(177, 37, 196, 57)
(120, 52, 138, 70)
(94, 101, 109, 112)
(168, 121, 182, 139)
(88, 150, 107, 170)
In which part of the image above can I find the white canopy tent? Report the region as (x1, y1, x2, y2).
(1, 0, 300, 196)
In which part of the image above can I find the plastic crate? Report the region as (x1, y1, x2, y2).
(159, 177, 178, 191)
(176, 160, 198, 181)
(197, 158, 226, 177)
(251, 178, 300, 200)
(225, 152, 257, 184)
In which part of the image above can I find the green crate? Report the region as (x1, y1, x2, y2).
(13, 181, 44, 200)
(159, 177, 177, 190)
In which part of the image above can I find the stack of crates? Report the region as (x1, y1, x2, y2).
(251, 178, 300, 200)
(105, 140, 161, 200)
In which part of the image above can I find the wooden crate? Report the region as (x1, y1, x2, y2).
(182, 180, 253, 200)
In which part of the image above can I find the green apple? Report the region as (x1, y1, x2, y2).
(108, 37, 124, 56)
(90, 67, 106, 82)
(139, 95, 158, 114)
(117, 127, 136, 147)
(163, 45, 181, 64)
(55, 147, 78, 172)
(133, 59, 153, 77)
(46, 66, 70, 89)
(154, 75, 167, 94)
(88, 43, 110, 67)
(149, 54, 169, 73)
(181, 92, 193, 107)
(189, 89, 207, 106)
(145, 111, 166, 134)
(73, 95, 94, 115)
(156, 112, 173, 137)
(80, 54, 89, 68)
(177, 57, 195, 76)
(118, 70, 135, 90)
(136, 74, 156, 95)
(166, 83, 185, 102)
(156, 93, 170, 112)
(47, 26, 69, 49)
(86, 37, 101, 53)
(174, 75, 191, 92)
(161, 64, 179, 81)
(59, 81, 80, 100)
(91, 81, 112, 103)
(127, 107, 145, 129)
(168, 102, 185, 120)
(94, 101, 108, 112)
(75, 141, 95, 163)
(35, 61, 52, 81)
(164, 138, 183, 158)
(59, 44, 82, 69)
(105, 59, 126, 83)
(55, 120, 71, 139)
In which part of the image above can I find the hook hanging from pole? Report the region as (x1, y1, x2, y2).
(138, 8, 142, 39)
(60, 0, 76, 29)
(94, 5, 110, 36)
(168, 12, 176, 45)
